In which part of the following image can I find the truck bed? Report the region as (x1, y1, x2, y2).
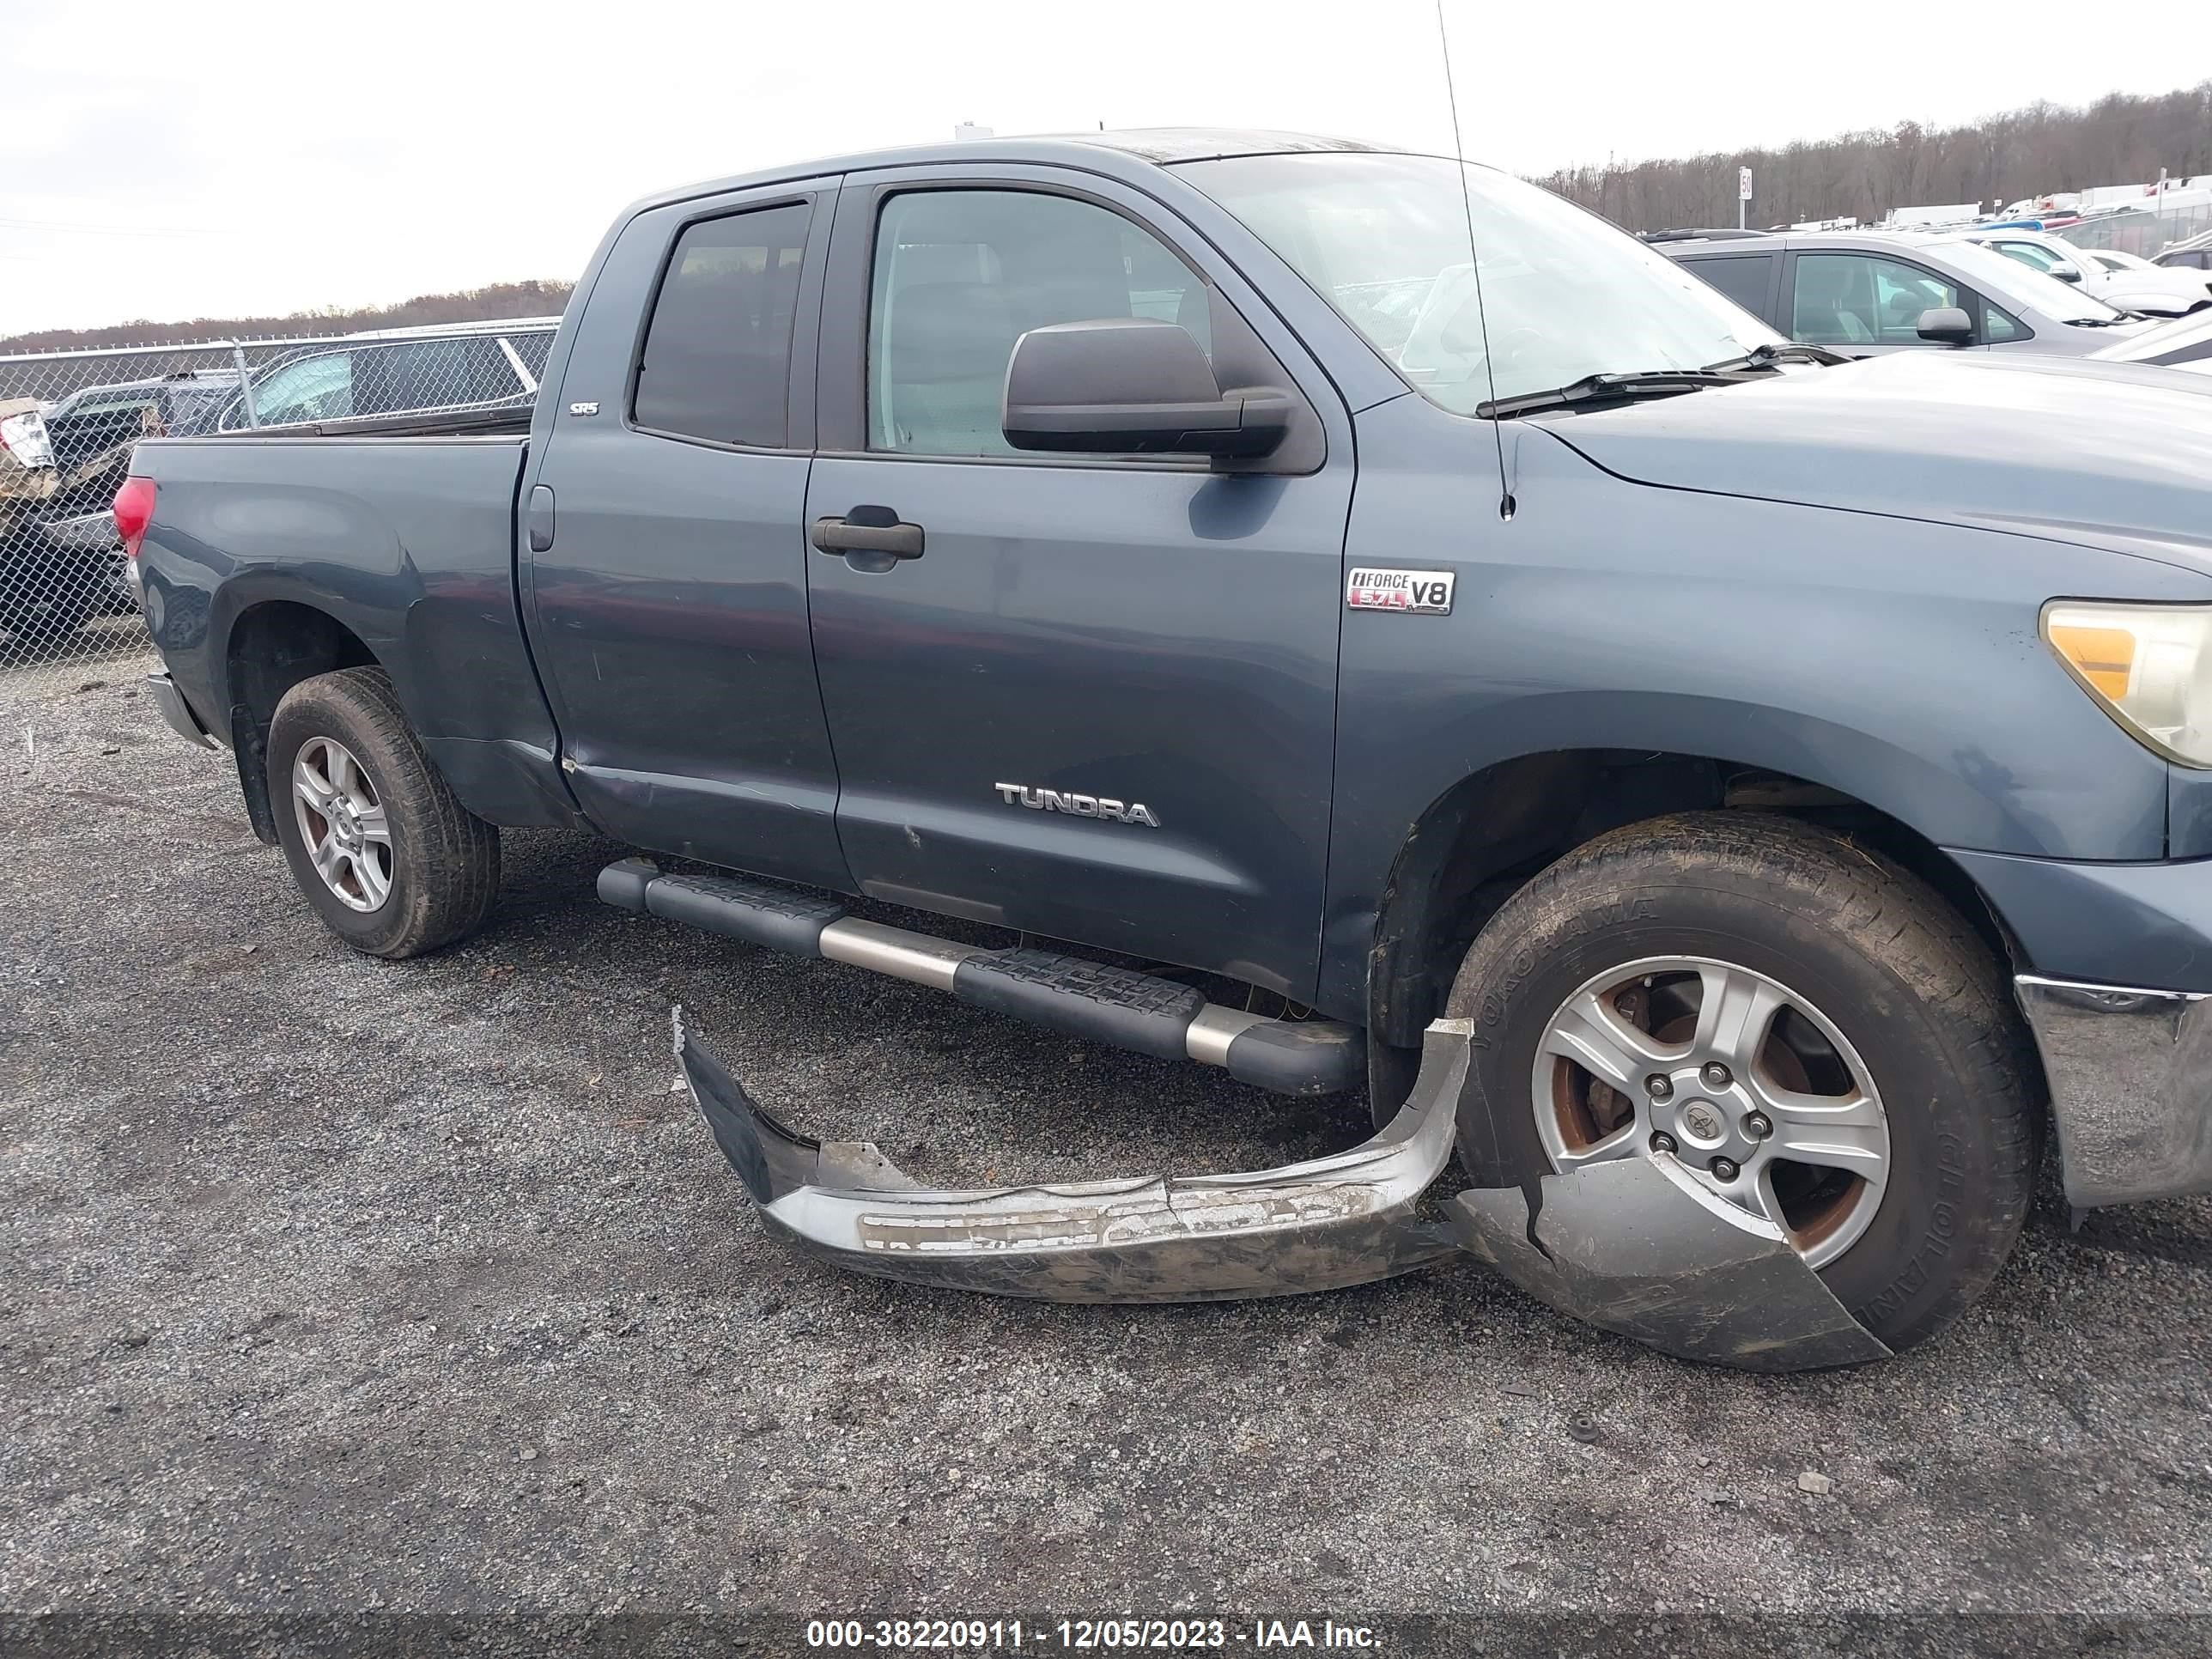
(131, 427, 572, 832)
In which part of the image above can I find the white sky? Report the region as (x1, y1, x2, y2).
(5, 0, 2209, 336)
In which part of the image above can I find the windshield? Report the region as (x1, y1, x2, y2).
(1929, 239, 2124, 325)
(1181, 151, 1782, 415)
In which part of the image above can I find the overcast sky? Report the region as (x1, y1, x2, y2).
(5, 0, 2209, 337)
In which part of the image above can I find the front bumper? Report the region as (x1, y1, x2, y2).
(146, 672, 218, 750)
(2014, 975, 2212, 1209)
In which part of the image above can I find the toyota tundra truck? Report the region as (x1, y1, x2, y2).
(123, 130, 2212, 1369)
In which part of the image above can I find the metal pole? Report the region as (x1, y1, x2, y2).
(230, 342, 259, 428)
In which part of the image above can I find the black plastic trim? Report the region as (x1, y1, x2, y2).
(952, 950, 1206, 1062)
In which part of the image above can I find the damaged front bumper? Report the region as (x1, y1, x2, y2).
(677, 1011, 1893, 1368)
(677, 1010, 1467, 1302)
(2015, 975, 2212, 1210)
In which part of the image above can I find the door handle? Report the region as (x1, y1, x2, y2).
(811, 508, 923, 560)
(526, 483, 556, 552)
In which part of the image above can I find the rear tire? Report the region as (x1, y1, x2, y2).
(1443, 811, 2039, 1354)
(267, 667, 501, 958)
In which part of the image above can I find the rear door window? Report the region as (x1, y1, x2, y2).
(1683, 253, 1775, 319)
(633, 201, 813, 448)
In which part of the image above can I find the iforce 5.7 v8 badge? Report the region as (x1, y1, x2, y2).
(1346, 567, 1455, 616)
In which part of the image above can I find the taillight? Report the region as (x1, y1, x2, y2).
(113, 476, 156, 561)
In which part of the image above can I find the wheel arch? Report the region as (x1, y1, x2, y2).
(1364, 747, 2022, 1052)
(222, 599, 381, 843)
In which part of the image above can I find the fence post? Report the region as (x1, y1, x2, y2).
(230, 343, 259, 428)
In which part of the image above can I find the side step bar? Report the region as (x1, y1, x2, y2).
(599, 858, 1362, 1097)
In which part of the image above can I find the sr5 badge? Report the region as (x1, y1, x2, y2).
(1346, 567, 1455, 615)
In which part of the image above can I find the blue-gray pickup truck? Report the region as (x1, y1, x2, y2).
(125, 131, 2212, 1370)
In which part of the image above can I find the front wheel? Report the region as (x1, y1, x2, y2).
(267, 666, 501, 958)
(1445, 811, 2039, 1354)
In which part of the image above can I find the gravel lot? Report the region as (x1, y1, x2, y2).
(3, 663, 2210, 1654)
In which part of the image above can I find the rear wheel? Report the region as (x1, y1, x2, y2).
(268, 667, 501, 958)
(1443, 811, 2039, 1353)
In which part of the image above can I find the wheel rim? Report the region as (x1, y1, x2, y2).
(1528, 955, 1891, 1271)
(290, 736, 392, 913)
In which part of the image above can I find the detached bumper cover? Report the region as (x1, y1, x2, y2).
(677, 1008, 1901, 1369)
(676, 1010, 1467, 1302)
(2015, 975, 2212, 1209)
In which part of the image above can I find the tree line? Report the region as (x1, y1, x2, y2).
(0, 279, 574, 356)
(9, 82, 2209, 351)
(1532, 82, 2212, 232)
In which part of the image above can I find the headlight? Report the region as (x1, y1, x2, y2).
(2043, 601, 2212, 767)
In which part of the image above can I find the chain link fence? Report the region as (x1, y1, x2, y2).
(0, 321, 558, 726)
(2062, 198, 2212, 259)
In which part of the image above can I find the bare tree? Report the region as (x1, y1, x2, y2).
(1531, 82, 2212, 229)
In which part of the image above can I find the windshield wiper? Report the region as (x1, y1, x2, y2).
(1478, 369, 1736, 420)
(1701, 342, 1849, 372)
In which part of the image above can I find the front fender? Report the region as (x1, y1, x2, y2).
(1321, 396, 2195, 1016)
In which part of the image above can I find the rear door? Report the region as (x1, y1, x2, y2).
(800, 165, 1353, 997)
(524, 179, 854, 890)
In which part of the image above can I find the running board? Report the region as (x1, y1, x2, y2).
(599, 859, 1362, 1097)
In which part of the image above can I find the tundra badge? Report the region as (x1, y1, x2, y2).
(995, 783, 1161, 828)
(1346, 567, 1455, 615)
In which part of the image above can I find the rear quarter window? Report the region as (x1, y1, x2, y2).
(633, 201, 813, 448)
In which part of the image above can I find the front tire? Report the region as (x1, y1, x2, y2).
(267, 667, 501, 958)
(1444, 811, 2039, 1354)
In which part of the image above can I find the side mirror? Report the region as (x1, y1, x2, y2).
(1916, 307, 1976, 346)
(1001, 318, 1290, 459)
(2051, 264, 2082, 283)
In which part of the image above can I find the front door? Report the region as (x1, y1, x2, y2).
(803, 167, 1353, 997)
(525, 180, 854, 890)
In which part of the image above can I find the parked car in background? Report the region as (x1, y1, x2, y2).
(0, 387, 165, 641)
(0, 321, 562, 647)
(1662, 229, 2158, 356)
(215, 319, 559, 433)
(2086, 248, 2160, 272)
(2155, 230, 2212, 272)
(2091, 307, 2212, 370)
(1956, 228, 2211, 318)
(36, 368, 245, 533)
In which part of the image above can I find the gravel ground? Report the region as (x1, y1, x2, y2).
(3, 670, 2209, 1655)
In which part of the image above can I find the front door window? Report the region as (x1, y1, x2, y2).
(1792, 253, 1965, 346)
(866, 189, 1211, 458)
